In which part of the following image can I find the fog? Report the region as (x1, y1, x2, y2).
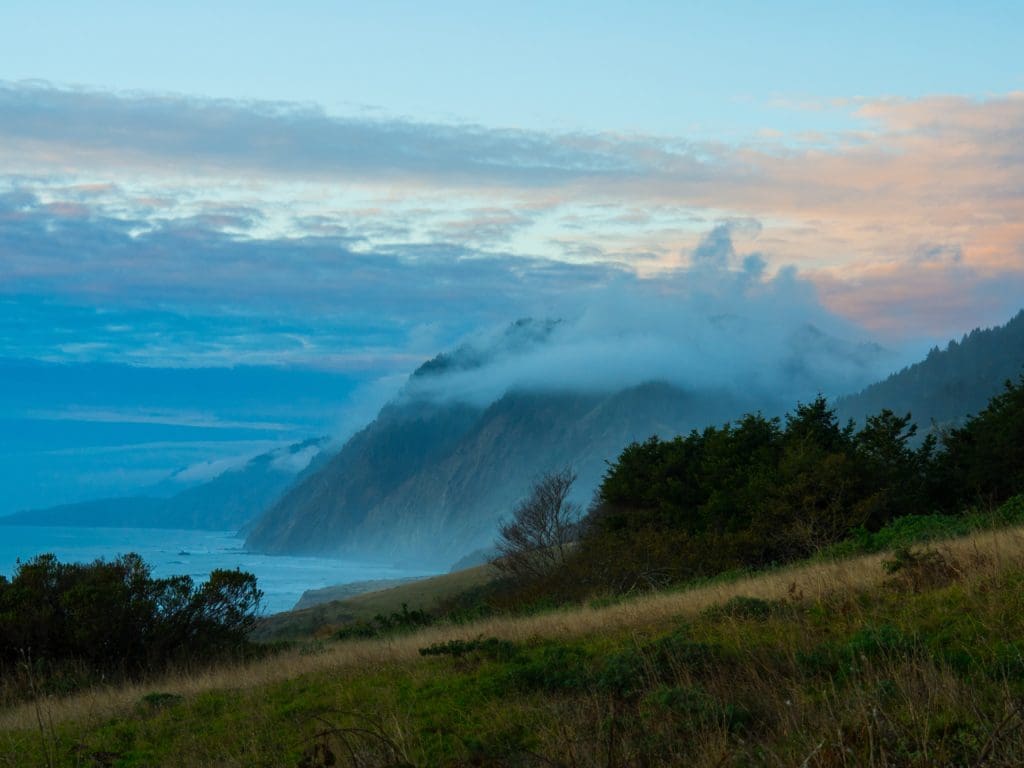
(403, 225, 905, 410)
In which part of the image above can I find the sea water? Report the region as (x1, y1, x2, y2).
(0, 525, 433, 614)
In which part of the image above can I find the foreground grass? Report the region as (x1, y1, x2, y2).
(5, 525, 1024, 766)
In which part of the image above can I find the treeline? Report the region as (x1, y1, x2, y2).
(0, 554, 263, 700)
(485, 376, 1024, 604)
(837, 309, 1024, 429)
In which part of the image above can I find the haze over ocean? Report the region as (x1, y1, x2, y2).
(0, 525, 430, 614)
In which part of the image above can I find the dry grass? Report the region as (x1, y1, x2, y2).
(253, 562, 498, 641)
(5, 524, 1024, 736)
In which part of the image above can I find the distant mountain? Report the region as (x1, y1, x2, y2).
(0, 438, 330, 530)
(245, 318, 888, 566)
(837, 309, 1024, 430)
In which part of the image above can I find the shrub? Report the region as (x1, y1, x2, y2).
(419, 637, 518, 661)
(882, 547, 962, 592)
(644, 685, 754, 734)
(843, 624, 914, 662)
(0, 553, 262, 693)
(504, 645, 593, 693)
(334, 603, 434, 642)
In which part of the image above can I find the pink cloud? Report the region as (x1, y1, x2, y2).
(4, 85, 1024, 338)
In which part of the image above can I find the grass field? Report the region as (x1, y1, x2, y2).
(5, 525, 1024, 766)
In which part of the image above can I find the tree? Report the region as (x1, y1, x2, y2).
(934, 375, 1024, 508)
(0, 553, 263, 687)
(493, 468, 581, 582)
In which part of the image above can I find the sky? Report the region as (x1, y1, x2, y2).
(1, 2, 1023, 510)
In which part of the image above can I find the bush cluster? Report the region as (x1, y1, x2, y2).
(0, 553, 262, 694)
(333, 603, 433, 641)
(492, 378, 1024, 603)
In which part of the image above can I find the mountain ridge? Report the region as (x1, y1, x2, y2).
(1, 438, 329, 530)
(245, 310, 1024, 565)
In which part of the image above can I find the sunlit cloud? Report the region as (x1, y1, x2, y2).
(2, 83, 1023, 347)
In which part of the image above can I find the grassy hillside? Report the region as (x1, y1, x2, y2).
(6, 524, 1024, 766)
(253, 563, 498, 641)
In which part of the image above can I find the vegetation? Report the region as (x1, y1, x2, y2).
(933, 375, 1024, 508)
(0, 554, 263, 702)
(474, 380, 1023, 607)
(4, 372, 1024, 765)
(333, 603, 434, 641)
(5, 523, 1024, 766)
(836, 308, 1024, 429)
(252, 563, 498, 643)
(492, 467, 581, 582)
(573, 399, 933, 590)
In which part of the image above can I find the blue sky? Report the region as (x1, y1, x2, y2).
(4, 2, 1023, 136)
(2, 2, 1023, 510)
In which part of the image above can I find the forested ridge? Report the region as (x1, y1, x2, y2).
(837, 309, 1024, 428)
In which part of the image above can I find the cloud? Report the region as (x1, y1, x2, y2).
(2, 83, 1024, 346)
(269, 443, 322, 474)
(0, 190, 630, 367)
(815, 259, 1024, 340)
(25, 406, 293, 432)
(169, 451, 264, 483)
(0, 82, 648, 186)
(404, 226, 900, 409)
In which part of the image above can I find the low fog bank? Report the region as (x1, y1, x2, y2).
(403, 225, 904, 410)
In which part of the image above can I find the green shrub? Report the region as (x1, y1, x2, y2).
(596, 648, 648, 698)
(504, 644, 593, 693)
(334, 603, 435, 642)
(644, 685, 754, 734)
(843, 624, 914, 662)
(0, 553, 262, 697)
(419, 637, 518, 661)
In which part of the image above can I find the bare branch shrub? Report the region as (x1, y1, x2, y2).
(492, 468, 581, 582)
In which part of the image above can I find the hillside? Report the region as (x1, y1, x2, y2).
(0, 438, 329, 530)
(6, 522, 1024, 766)
(245, 382, 762, 564)
(246, 309, 1023, 566)
(837, 308, 1024, 428)
(254, 563, 498, 641)
(245, 317, 892, 565)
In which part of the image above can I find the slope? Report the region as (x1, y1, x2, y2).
(837, 308, 1024, 428)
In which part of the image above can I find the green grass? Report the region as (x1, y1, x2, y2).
(8, 535, 1024, 766)
(8, 499, 1024, 766)
(822, 494, 1024, 558)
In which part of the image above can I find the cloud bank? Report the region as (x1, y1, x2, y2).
(404, 225, 899, 409)
(3, 83, 1023, 347)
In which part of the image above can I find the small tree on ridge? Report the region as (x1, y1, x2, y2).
(492, 468, 581, 582)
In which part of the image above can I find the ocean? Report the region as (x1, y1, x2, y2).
(0, 525, 434, 614)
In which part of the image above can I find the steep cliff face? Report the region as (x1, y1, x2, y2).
(243, 400, 482, 557)
(243, 382, 763, 564)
